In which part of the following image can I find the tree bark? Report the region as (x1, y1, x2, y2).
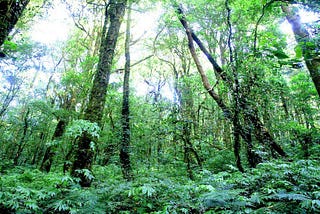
(40, 119, 66, 172)
(226, 0, 244, 172)
(0, 77, 20, 118)
(177, 5, 243, 171)
(0, 0, 30, 47)
(71, 0, 127, 187)
(176, 5, 286, 169)
(14, 108, 30, 165)
(84, 1, 126, 126)
(282, 4, 320, 98)
(120, 4, 133, 181)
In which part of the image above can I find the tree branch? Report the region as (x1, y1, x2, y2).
(253, 0, 276, 53)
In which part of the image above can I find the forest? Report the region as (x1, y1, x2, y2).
(0, 0, 319, 213)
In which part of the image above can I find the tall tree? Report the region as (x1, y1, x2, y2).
(14, 108, 30, 165)
(40, 119, 66, 172)
(0, 0, 30, 47)
(225, 0, 244, 172)
(281, 4, 320, 98)
(71, 0, 127, 187)
(176, 3, 286, 169)
(120, 3, 133, 181)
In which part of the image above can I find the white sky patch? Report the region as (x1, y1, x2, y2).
(130, 4, 163, 62)
(300, 9, 320, 23)
(280, 20, 293, 35)
(30, 3, 71, 44)
(280, 8, 319, 34)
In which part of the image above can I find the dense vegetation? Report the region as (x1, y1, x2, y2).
(0, 0, 319, 213)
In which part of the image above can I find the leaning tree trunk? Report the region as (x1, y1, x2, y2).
(282, 4, 320, 98)
(120, 4, 133, 181)
(176, 5, 286, 168)
(177, 5, 243, 170)
(71, 0, 127, 187)
(0, 0, 30, 47)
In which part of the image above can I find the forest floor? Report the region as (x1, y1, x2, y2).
(0, 158, 319, 213)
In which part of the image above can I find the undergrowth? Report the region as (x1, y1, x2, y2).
(0, 160, 319, 213)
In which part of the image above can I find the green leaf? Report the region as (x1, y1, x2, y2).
(294, 44, 303, 58)
(54, 200, 69, 212)
(25, 200, 39, 210)
(3, 40, 18, 51)
(272, 49, 289, 59)
(141, 184, 156, 197)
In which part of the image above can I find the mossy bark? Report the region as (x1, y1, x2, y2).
(71, 0, 127, 187)
(120, 4, 133, 181)
(176, 5, 285, 169)
(40, 119, 66, 172)
(0, 0, 30, 47)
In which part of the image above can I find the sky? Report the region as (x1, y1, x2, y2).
(30, 3, 319, 44)
(280, 9, 319, 34)
(30, 1, 161, 45)
(28, 1, 169, 99)
(27, 2, 319, 101)
(30, 2, 71, 44)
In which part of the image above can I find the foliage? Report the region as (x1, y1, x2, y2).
(65, 119, 100, 139)
(0, 158, 319, 213)
(0, 0, 320, 213)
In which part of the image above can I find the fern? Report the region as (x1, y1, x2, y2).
(65, 119, 100, 139)
(0, 159, 319, 213)
(269, 192, 310, 201)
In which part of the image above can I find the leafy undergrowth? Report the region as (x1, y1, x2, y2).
(0, 160, 319, 213)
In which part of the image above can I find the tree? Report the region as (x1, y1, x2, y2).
(0, 0, 320, 213)
(281, 4, 320, 98)
(0, 0, 30, 47)
(175, 3, 286, 170)
(120, 3, 133, 181)
(0, 74, 21, 118)
(71, 0, 127, 187)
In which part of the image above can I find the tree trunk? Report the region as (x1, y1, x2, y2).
(176, 5, 286, 163)
(71, 0, 127, 187)
(0, 0, 30, 47)
(0, 77, 20, 118)
(40, 119, 66, 172)
(226, 0, 244, 172)
(282, 4, 320, 98)
(120, 4, 133, 181)
(14, 108, 29, 165)
(31, 132, 45, 165)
